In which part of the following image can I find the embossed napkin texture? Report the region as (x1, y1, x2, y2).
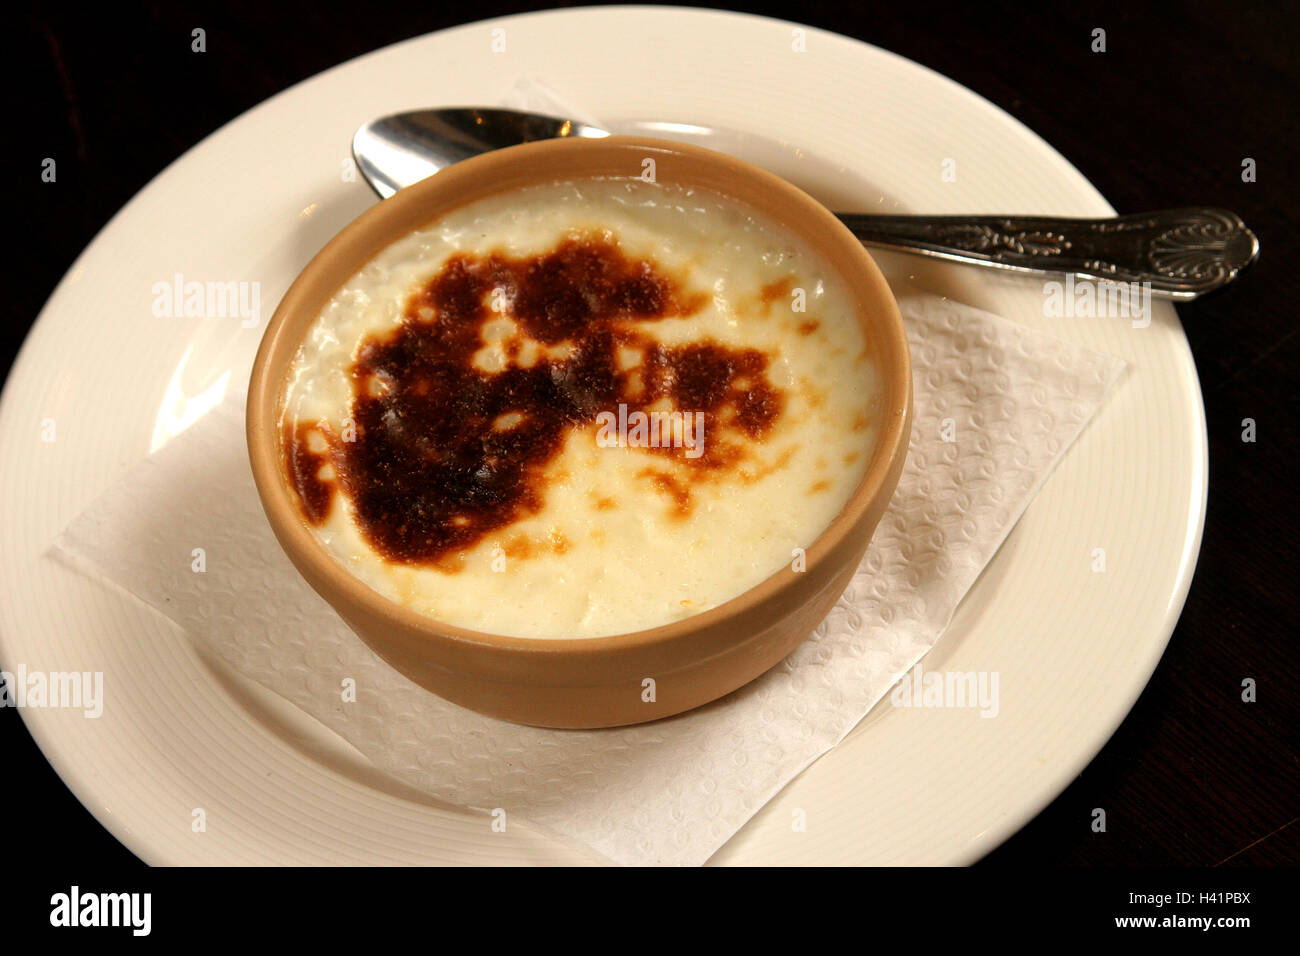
(53, 289, 1124, 866)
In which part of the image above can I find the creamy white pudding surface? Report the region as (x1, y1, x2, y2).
(280, 177, 883, 638)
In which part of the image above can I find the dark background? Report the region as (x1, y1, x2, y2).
(6, 0, 1297, 867)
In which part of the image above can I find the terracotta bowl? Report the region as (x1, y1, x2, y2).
(247, 135, 912, 728)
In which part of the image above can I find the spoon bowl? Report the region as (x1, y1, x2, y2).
(353, 107, 609, 199)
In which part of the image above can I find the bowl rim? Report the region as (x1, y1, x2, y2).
(247, 134, 912, 656)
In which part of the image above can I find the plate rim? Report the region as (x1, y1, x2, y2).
(1, 4, 1209, 866)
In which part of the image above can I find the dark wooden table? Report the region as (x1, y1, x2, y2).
(6, 0, 1296, 867)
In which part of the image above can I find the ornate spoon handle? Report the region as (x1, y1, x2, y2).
(835, 207, 1259, 300)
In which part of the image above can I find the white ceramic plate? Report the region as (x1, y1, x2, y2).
(0, 7, 1204, 865)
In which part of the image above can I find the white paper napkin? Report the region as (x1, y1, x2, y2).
(51, 285, 1124, 865)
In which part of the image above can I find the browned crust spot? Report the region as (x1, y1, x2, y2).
(759, 275, 796, 313)
(639, 468, 694, 519)
(284, 420, 340, 525)
(798, 376, 828, 411)
(501, 530, 571, 561)
(738, 444, 799, 485)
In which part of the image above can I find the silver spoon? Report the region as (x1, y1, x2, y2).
(353, 108, 1258, 300)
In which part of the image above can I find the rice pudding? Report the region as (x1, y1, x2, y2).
(279, 177, 883, 639)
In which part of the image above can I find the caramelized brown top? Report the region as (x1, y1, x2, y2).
(285, 233, 788, 565)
